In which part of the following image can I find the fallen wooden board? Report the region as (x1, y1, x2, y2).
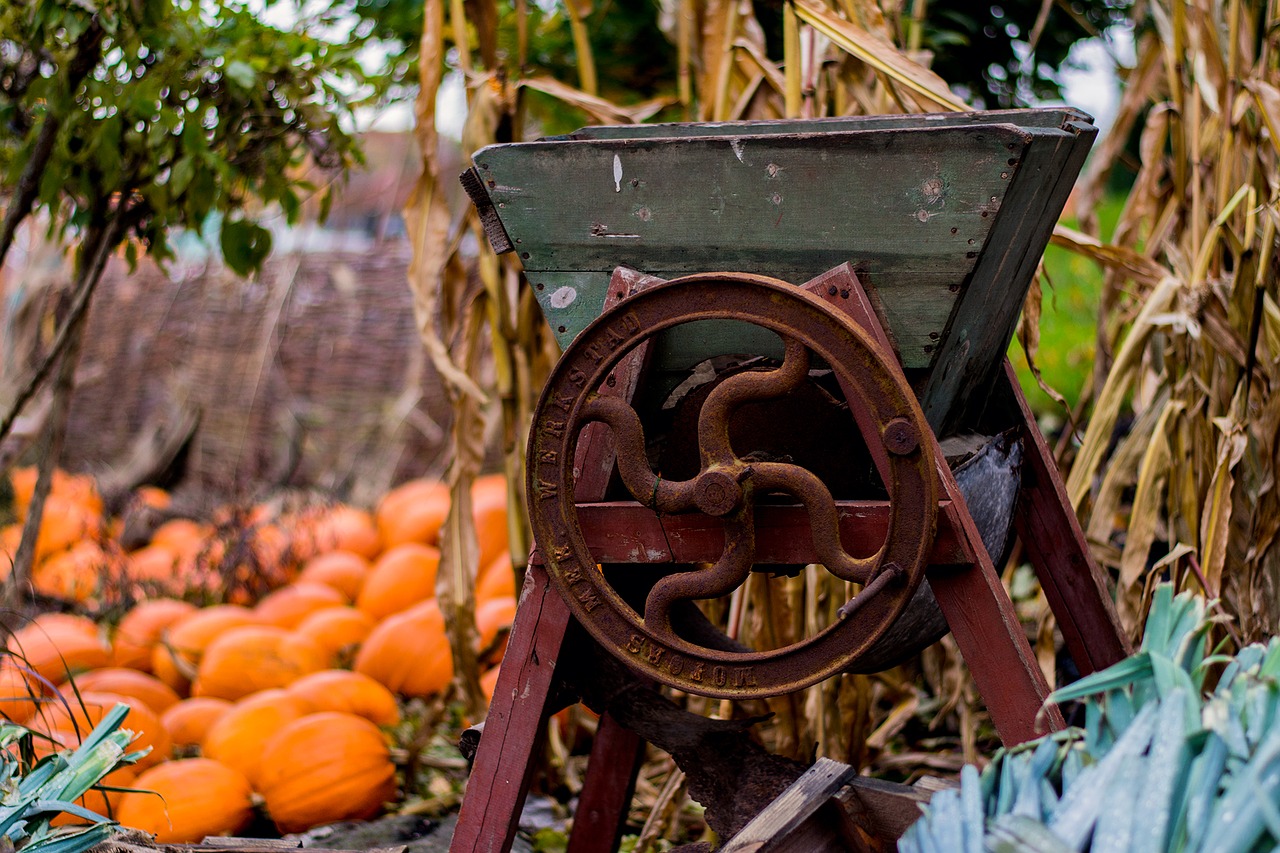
(717, 758, 936, 852)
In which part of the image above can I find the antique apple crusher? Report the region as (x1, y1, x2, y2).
(449, 108, 1131, 853)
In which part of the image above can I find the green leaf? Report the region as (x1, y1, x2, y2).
(1047, 653, 1154, 706)
(219, 219, 273, 276)
(1046, 702, 1159, 848)
(170, 156, 195, 197)
(986, 815, 1073, 853)
(225, 59, 257, 89)
(21, 821, 116, 853)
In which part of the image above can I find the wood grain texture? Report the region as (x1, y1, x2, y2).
(826, 263, 1063, 744)
(450, 562, 574, 853)
(999, 359, 1131, 673)
(477, 125, 1028, 365)
(573, 500, 973, 565)
(718, 758, 857, 853)
(553, 107, 1091, 141)
(920, 119, 1096, 431)
(565, 713, 646, 853)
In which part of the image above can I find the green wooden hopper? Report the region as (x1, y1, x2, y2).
(463, 107, 1095, 433)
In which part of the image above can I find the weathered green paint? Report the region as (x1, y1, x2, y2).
(550, 107, 1091, 141)
(477, 124, 1027, 368)
(469, 108, 1094, 425)
(919, 118, 1096, 431)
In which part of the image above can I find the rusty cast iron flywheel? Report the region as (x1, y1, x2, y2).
(527, 272, 938, 699)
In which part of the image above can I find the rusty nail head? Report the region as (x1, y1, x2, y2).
(883, 417, 919, 455)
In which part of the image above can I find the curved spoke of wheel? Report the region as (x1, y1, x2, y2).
(579, 394, 696, 513)
(697, 337, 811, 466)
(750, 461, 880, 583)
(643, 513, 756, 642)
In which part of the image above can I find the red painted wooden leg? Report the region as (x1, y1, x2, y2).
(452, 561, 573, 853)
(928, 497, 1066, 745)
(999, 360, 1132, 674)
(566, 712, 646, 853)
(923, 380, 1064, 745)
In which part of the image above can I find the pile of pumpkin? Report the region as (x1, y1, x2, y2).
(0, 470, 519, 841)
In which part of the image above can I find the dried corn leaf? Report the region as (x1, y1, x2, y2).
(519, 76, 670, 124)
(792, 0, 967, 112)
(1067, 276, 1179, 510)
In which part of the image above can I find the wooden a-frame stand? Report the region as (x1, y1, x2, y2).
(450, 265, 1130, 853)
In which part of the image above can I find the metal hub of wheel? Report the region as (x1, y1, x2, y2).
(527, 272, 938, 699)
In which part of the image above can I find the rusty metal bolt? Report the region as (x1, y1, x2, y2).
(882, 417, 920, 456)
(693, 469, 745, 517)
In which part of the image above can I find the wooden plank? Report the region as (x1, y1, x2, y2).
(718, 758, 858, 853)
(565, 712, 647, 853)
(197, 842, 301, 850)
(999, 360, 1131, 673)
(477, 124, 1029, 361)
(172, 840, 399, 845)
(802, 264, 894, 482)
(574, 500, 973, 565)
(920, 120, 1096, 432)
(450, 562, 574, 853)
(836, 776, 932, 840)
(928, 500, 1065, 744)
(553, 107, 1091, 141)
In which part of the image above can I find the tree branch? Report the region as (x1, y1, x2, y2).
(0, 17, 105, 270)
(0, 200, 132, 447)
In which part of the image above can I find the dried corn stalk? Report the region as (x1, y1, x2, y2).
(1062, 0, 1280, 641)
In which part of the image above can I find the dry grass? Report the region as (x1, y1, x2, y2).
(1060, 0, 1280, 644)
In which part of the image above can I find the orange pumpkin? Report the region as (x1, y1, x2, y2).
(375, 479, 450, 549)
(259, 712, 396, 832)
(32, 541, 116, 602)
(285, 670, 400, 727)
(0, 662, 47, 723)
(477, 553, 517, 602)
(111, 598, 197, 672)
(134, 486, 172, 511)
(294, 607, 376, 666)
(297, 551, 369, 600)
(472, 474, 510, 573)
(10, 618, 110, 684)
(28, 495, 101, 562)
(151, 605, 258, 695)
(202, 689, 309, 788)
(253, 582, 346, 628)
(122, 543, 183, 590)
(0, 525, 18, 581)
(356, 543, 440, 620)
(11, 468, 102, 520)
(149, 518, 211, 559)
(16, 612, 99, 639)
(116, 758, 254, 842)
(479, 666, 502, 704)
(354, 600, 452, 697)
(34, 690, 169, 769)
(58, 669, 181, 714)
(161, 696, 233, 753)
(299, 505, 381, 559)
(192, 625, 327, 700)
(476, 596, 517, 662)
